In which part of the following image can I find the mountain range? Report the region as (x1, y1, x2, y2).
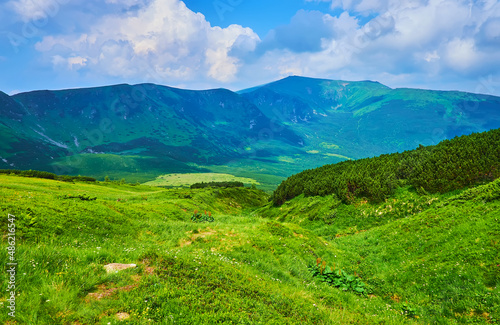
(1, 76, 500, 187)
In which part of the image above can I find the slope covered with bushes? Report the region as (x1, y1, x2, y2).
(273, 128, 500, 205)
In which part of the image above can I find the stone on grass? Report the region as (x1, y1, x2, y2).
(104, 263, 137, 273)
(116, 312, 130, 320)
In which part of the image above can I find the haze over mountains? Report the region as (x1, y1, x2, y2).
(1, 76, 500, 186)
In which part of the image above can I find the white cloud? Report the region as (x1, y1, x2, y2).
(7, 0, 64, 22)
(444, 38, 479, 71)
(104, 0, 145, 6)
(67, 56, 87, 70)
(24, 0, 500, 93)
(264, 0, 500, 90)
(35, 0, 259, 84)
(423, 51, 440, 63)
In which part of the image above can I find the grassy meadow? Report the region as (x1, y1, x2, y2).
(143, 173, 260, 188)
(0, 173, 499, 324)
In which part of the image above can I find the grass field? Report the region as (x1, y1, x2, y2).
(0, 174, 498, 324)
(142, 173, 260, 188)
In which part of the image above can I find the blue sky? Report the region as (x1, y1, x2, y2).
(1, 0, 500, 95)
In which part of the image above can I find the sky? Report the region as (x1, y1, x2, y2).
(1, 0, 500, 96)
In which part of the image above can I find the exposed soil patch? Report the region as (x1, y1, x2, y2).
(180, 228, 217, 247)
(86, 284, 137, 300)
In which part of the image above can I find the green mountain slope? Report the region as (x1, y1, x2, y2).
(0, 90, 67, 170)
(256, 178, 500, 324)
(241, 76, 500, 160)
(2, 84, 302, 183)
(272, 127, 500, 205)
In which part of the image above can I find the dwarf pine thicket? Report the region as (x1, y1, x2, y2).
(272, 128, 500, 205)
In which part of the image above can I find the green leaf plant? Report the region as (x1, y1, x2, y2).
(308, 258, 367, 294)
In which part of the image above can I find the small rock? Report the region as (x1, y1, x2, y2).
(116, 312, 130, 320)
(104, 263, 136, 273)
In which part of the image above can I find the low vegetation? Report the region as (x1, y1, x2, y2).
(190, 181, 245, 189)
(0, 169, 96, 183)
(273, 128, 500, 205)
(143, 173, 259, 188)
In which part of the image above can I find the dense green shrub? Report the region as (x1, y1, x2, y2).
(0, 169, 56, 179)
(0, 169, 96, 182)
(273, 128, 500, 205)
(190, 181, 244, 189)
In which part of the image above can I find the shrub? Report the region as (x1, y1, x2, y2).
(191, 181, 244, 189)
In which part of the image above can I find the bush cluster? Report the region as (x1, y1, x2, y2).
(191, 210, 214, 223)
(0, 169, 97, 182)
(273, 128, 500, 205)
(190, 181, 244, 189)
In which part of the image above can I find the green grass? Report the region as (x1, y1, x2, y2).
(143, 173, 260, 188)
(258, 181, 500, 324)
(0, 174, 499, 324)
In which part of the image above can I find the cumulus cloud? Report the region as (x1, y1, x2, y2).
(252, 0, 500, 91)
(6, 0, 65, 22)
(35, 0, 259, 84)
(477, 17, 500, 47)
(444, 38, 480, 71)
(17, 0, 500, 93)
(104, 0, 145, 6)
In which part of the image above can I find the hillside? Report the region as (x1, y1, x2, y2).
(1, 84, 302, 184)
(257, 179, 500, 324)
(0, 161, 499, 323)
(272, 127, 500, 205)
(1, 76, 500, 189)
(241, 76, 500, 161)
(0, 128, 499, 323)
